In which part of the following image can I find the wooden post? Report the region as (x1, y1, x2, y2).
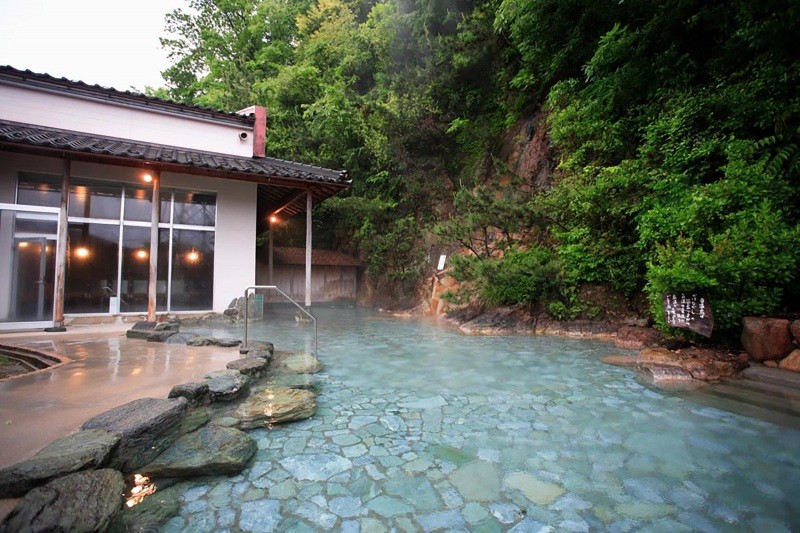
(268, 216, 274, 285)
(305, 190, 312, 308)
(53, 159, 70, 328)
(147, 170, 160, 322)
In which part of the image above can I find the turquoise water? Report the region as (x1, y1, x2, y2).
(173, 306, 800, 532)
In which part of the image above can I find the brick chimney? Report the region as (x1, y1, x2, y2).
(252, 106, 267, 158)
(236, 105, 267, 158)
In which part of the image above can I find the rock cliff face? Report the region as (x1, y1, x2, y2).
(494, 112, 553, 190)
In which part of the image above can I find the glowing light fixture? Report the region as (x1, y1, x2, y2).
(142, 173, 153, 183)
(75, 246, 90, 259)
(186, 249, 200, 263)
(18, 241, 29, 248)
(135, 249, 148, 260)
(270, 215, 278, 224)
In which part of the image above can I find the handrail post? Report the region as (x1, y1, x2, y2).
(241, 287, 250, 354)
(240, 285, 317, 356)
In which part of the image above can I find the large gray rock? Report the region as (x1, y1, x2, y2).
(234, 296, 261, 320)
(82, 397, 187, 472)
(245, 340, 274, 358)
(186, 336, 241, 348)
(272, 353, 323, 374)
(234, 387, 316, 429)
(741, 317, 794, 361)
(0, 469, 125, 533)
(205, 370, 250, 401)
(141, 426, 256, 478)
(164, 333, 201, 344)
(227, 357, 269, 376)
(0, 429, 120, 498)
(126, 329, 178, 342)
(266, 373, 318, 391)
(168, 381, 209, 407)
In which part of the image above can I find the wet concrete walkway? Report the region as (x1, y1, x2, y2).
(0, 325, 242, 470)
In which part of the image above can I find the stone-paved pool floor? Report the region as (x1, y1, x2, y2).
(163, 375, 800, 532)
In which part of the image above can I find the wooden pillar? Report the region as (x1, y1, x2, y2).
(268, 216, 274, 285)
(53, 159, 70, 328)
(147, 170, 161, 322)
(305, 190, 312, 308)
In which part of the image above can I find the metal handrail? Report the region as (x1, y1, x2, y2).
(241, 285, 317, 356)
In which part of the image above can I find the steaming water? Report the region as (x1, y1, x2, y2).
(172, 305, 800, 532)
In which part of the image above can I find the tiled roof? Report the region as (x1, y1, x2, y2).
(0, 120, 349, 185)
(0, 66, 253, 127)
(273, 247, 363, 267)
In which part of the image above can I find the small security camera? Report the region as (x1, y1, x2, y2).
(238, 132, 249, 141)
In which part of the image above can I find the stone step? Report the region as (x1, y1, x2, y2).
(721, 375, 800, 402)
(741, 365, 800, 389)
(702, 383, 800, 417)
(0, 344, 61, 370)
(682, 388, 800, 431)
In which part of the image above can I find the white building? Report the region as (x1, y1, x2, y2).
(0, 66, 349, 330)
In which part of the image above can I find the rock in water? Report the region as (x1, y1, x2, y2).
(168, 382, 210, 407)
(276, 353, 323, 374)
(82, 397, 187, 472)
(779, 349, 800, 372)
(141, 426, 256, 478)
(246, 340, 274, 358)
(0, 469, 125, 533)
(741, 317, 794, 361)
(0, 429, 120, 498)
(204, 370, 250, 401)
(227, 357, 269, 376)
(600, 355, 639, 367)
(234, 387, 316, 429)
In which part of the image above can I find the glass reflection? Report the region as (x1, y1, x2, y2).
(120, 226, 151, 312)
(65, 223, 119, 313)
(171, 230, 214, 310)
(173, 191, 216, 226)
(69, 179, 122, 220)
(17, 174, 61, 207)
(123, 187, 153, 222)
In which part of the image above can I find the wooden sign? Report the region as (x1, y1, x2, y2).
(663, 293, 714, 337)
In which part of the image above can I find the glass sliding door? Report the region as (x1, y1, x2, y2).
(14, 174, 219, 317)
(65, 222, 120, 313)
(120, 226, 151, 313)
(170, 229, 214, 311)
(0, 204, 59, 329)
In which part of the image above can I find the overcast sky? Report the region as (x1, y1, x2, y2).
(0, 0, 187, 91)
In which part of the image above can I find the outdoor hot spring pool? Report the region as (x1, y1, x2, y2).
(172, 305, 800, 532)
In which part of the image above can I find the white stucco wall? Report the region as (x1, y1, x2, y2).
(0, 152, 256, 313)
(0, 84, 254, 157)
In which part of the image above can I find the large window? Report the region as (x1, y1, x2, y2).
(16, 174, 216, 314)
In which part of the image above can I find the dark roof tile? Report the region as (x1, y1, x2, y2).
(0, 120, 350, 186)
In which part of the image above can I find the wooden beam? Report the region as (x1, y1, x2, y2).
(53, 159, 70, 327)
(270, 189, 309, 218)
(147, 170, 161, 321)
(305, 190, 312, 308)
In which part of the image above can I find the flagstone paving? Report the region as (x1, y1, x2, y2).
(158, 308, 800, 532)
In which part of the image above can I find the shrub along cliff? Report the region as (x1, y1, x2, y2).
(155, 0, 800, 341)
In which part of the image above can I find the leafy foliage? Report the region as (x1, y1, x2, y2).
(157, 0, 800, 331)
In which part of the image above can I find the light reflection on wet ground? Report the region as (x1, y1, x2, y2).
(0, 326, 241, 470)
